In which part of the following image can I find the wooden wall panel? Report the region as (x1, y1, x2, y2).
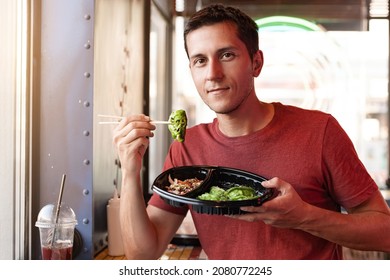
(93, 0, 146, 255)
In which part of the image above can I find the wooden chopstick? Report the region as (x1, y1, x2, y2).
(97, 114, 123, 125)
(97, 114, 170, 125)
(151, 121, 170, 124)
(98, 121, 121, 124)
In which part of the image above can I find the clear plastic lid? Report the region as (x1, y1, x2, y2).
(35, 204, 77, 228)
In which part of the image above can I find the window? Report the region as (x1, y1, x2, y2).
(0, 0, 31, 259)
(148, 2, 172, 193)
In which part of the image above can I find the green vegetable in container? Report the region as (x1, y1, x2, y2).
(198, 185, 259, 201)
(168, 109, 187, 142)
(197, 186, 228, 201)
(226, 186, 259, 200)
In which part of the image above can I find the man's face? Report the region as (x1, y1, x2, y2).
(186, 22, 262, 115)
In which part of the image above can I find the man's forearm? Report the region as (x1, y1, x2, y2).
(299, 197, 390, 252)
(119, 173, 160, 259)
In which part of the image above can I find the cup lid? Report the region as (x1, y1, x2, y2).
(35, 204, 77, 228)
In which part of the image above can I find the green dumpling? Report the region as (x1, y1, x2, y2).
(197, 186, 228, 201)
(197, 185, 259, 201)
(168, 109, 187, 142)
(226, 186, 258, 200)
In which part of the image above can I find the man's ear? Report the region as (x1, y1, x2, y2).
(252, 50, 264, 77)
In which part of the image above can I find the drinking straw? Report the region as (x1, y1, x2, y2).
(51, 174, 66, 247)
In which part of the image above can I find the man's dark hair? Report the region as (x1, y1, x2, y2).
(184, 4, 259, 60)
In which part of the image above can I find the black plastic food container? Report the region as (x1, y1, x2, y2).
(152, 166, 275, 215)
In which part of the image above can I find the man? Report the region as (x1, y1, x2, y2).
(113, 4, 390, 259)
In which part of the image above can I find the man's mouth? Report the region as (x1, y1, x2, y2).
(207, 87, 230, 93)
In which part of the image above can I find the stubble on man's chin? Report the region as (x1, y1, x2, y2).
(207, 90, 252, 115)
(212, 105, 240, 115)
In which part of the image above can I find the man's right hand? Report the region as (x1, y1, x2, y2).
(112, 114, 156, 175)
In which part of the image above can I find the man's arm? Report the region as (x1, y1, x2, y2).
(236, 177, 390, 252)
(113, 115, 184, 259)
(300, 188, 390, 252)
(119, 171, 184, 259)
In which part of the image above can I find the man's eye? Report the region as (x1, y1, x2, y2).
(221, 52, 235, 60)
(193, 58, 206, 66)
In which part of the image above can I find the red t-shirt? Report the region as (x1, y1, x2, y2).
(148, 102, 378, 259)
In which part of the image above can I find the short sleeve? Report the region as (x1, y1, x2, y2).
(321, 116, 378, 209)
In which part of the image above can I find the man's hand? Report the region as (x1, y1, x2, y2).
(231, 177, 310, 229)
(112, 114, 156, 175)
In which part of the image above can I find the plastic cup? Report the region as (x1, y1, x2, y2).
(35, 204, 78, 260)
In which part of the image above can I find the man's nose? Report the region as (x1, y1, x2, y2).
(206, 59, 224, 80)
